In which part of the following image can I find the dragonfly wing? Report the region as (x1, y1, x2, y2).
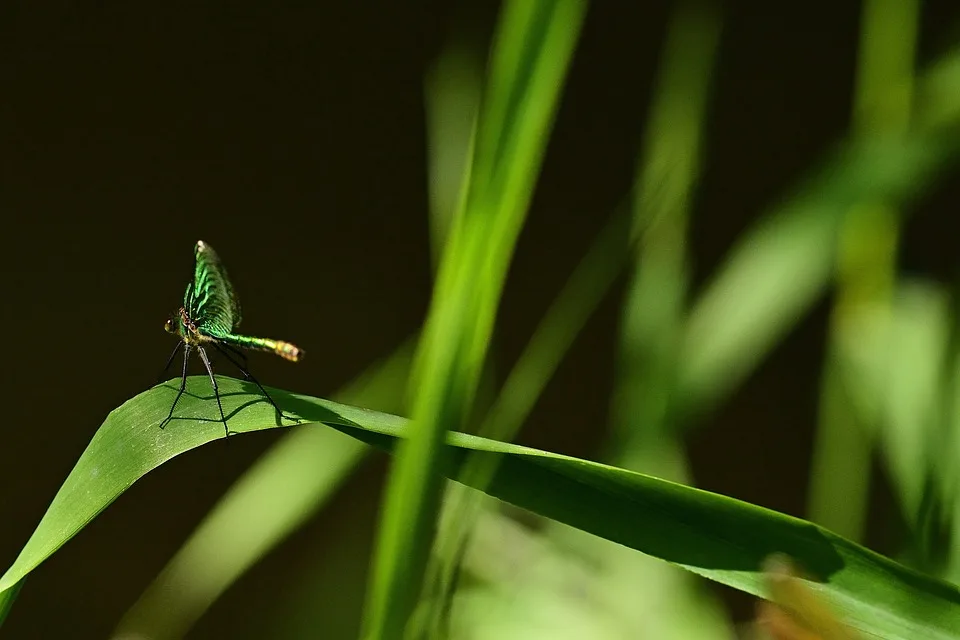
(188, 241, 242, 334)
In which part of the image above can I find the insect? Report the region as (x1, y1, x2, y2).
(159, 240, 304, 437)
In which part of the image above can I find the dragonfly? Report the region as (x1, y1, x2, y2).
(159, 240, 304, 437)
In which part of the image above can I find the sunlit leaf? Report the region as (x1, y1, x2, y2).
(3, 379, 960, 640)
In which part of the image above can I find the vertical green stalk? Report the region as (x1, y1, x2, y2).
(425, 7, 722, 636)
(424, 204, 632, 638)
(590, 5, 728, 638)
(806, 0, 918, 541)
(947, 274, 960, 579)
(424, 47, 481, 271)
(360, 3, 586, 638)
(609, 0, 720, 461)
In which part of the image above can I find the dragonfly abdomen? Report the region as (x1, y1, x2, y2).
(222, 334, 304, 362)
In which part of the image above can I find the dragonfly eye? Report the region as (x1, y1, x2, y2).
(164, 318, 177, 334)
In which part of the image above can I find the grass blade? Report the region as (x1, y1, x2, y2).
(4, 380, 960, 639)
(583, 4, 729, 639)
(0, 580, 22, 627)
(117, 429, 365, 640)
(678, 38, 960, 420)
(111, 344, 413, 640)
(678, 133, 957, 421)
(880, 281, 952, 524)
(361, 2, 586, 637)
(425, 45, 481, 268)
(946, 307, 960, 582)
(806, 0, 919, 542)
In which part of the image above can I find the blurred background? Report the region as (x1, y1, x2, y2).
(1, 1, 959, 638)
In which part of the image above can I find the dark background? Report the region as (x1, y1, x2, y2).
(1, 1, 958, 638)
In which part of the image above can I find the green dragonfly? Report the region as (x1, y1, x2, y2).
(159, 240, 304, 437)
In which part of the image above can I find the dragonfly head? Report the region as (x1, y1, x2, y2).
(165, 308, 194, 337)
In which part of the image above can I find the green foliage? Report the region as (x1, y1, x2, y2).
(112, 345, 415, 640)
(4, 380, 960, 638)
(0, 580, 21, 627)
(4, 2, 960, 638)
(361, 2, 586, 638)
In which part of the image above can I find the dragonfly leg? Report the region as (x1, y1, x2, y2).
(157, 341, 184, 385)
(198, 345, 229, 438)
(161, 344, 191, 429)
(213, 341, 299, 424)
(220, 341, 249, 368)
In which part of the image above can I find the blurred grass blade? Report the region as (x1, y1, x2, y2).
(115, 429, 364, 640)
(614, 0, 719, 456)
(678, 135, 955, 421)
(589, 3, 728, 639)
(678, 39, 960, 420)
(361, 1, 586, 638)
(449, 510, 633, 639)
(429, 11, 724, 630)
(470, 205, 629, 444)
(852, 0, 918, 134)
(679, 205, 838, 415)
(3, 381, 960, 639)
(806, 0, 918, 543)
(425, 44, 482, 267)
(946, 308, 960, 582)
(809, 279, 952, 567)
(879, 281, 951, 521)
(426, 205, 631, 636)
(112, 344, 414, 640)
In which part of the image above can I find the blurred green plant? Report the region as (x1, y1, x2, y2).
(806, 0, 919, 544)
(3, 2, 960, 639)
(559, 3, 727, 639)
(361, 2, 586, 638)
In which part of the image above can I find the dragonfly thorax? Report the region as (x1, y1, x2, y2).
(164, 308, 204, 345)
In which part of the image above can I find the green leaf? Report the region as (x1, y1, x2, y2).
(0, 580, 22, 627)
(880, 281, 953, 520)
(425, 43, 482, 267)
(112, 344, 414, 640)
(4, 378, 960, 639)
(117, 428, 365, 639)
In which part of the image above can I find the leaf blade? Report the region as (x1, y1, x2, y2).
(3, 379, 960, 639)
